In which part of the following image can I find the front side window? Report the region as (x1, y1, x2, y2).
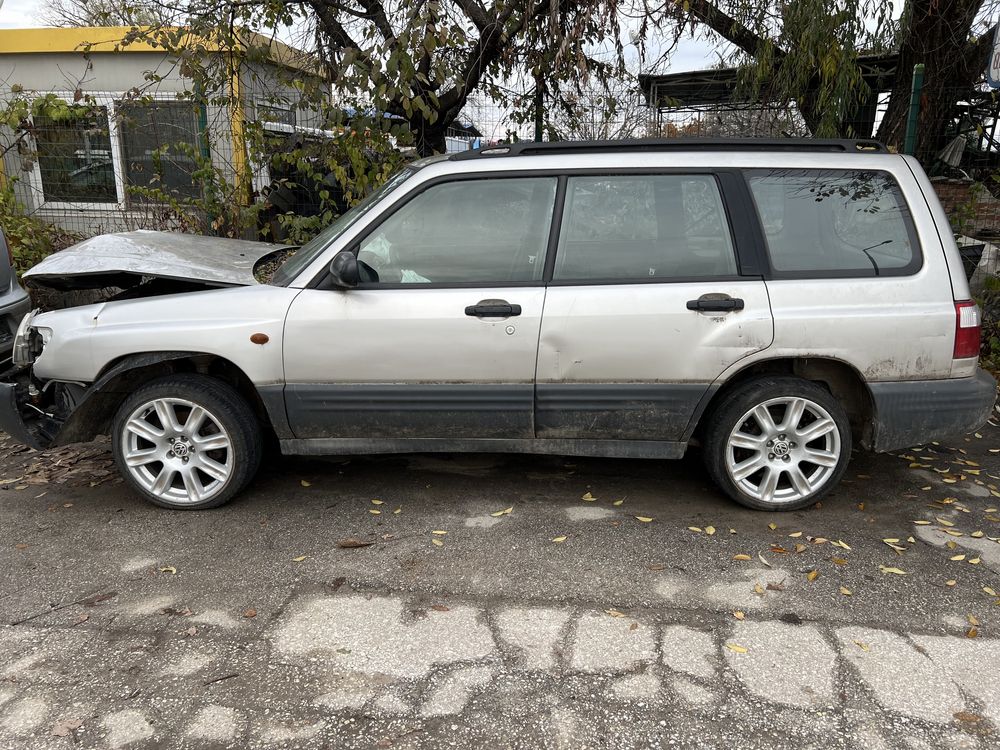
(117, 101, 204, 203)
(358, 177, 557, 284)
(747, 169, 919, 276)
(34, 107, 116, 203)
(553, 175, 738, 281)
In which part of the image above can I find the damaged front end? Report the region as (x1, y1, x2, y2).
(0, 310, 83, 449)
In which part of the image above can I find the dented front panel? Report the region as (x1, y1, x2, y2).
(31, 285, 297, 386)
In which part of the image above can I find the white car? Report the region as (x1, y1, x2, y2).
(2, 139, 996, 511)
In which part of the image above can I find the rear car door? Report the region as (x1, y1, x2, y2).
(282, 175, 558, 441)
(535, 171, 773, 441)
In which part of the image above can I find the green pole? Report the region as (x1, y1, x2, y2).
(903, 63, 925, 155)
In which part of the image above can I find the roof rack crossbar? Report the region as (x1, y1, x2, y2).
(450, 137, 888, 160)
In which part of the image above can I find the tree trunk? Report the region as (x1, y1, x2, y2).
(411, 118, 448, 157)
(875, 0, 985, 162)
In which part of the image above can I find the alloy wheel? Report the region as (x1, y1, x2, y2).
(724, 396, 841, 505)
(121, 397, 233, 505)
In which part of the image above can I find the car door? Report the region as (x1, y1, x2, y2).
(535, 172, 774, 441)
(282, 175, 558, 441)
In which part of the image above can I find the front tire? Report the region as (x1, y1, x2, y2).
(703, 376, 852, 511)
(111, 374, 263, 510)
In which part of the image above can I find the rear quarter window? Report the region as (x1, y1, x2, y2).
(746, 169, 921, 277)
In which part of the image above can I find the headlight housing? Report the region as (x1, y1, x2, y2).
(11, 309, 40, 367)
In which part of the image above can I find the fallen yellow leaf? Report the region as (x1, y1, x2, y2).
(950, 554, 966, 561)
(605, 608, 625, 617)
(432, 539, 444, 547)
(490, 507, 514, 517)
(854, 640, 870, 652)
(292, 555, 307, 562)
(984, 587, 998, 597)
(913, 520, 931, 525)
(431, 530, 448, 536)
(725, 643, 748, 654)
(371, 498, 384, 505)
(806, 570, 819, 582)
(733, 610, 745, 620)
(733, 554, 752, 561)
(635, 516, 653, 523)
(969, 557, 981, 565)
(300, 480, 312, 487)
(551, 536, 567, 543)
(159, 566, 176, 575)
(879, 566, 907, 575)
(968, 614, 980, 626)
(612, 499, 624, 506)
(581, 492, 596, 501)
(946, 579, 957, 587)
(705, 526, 716, 536)
(369, 509, 381, 515)
(688, 526, 703, 533)
(768, 523, 777, 531)
(788, 531, 803, 538)
(967, 627, 979, 639)
(393, 507, 402, 515)
(839, 586, 852, 596)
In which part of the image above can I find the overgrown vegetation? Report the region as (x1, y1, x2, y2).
(0, 182, 78, 275)
(979, 277, 1000, 373)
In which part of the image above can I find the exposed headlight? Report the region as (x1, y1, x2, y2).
(11, 309, 40, 367)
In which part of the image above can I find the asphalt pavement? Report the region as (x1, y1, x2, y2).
(2, 407, 1000, 749)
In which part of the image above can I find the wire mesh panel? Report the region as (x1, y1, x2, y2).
(33, 108, 117, 205)
(117, 100, 205, 204)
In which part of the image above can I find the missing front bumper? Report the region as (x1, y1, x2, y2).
(0, 381, 46, 449)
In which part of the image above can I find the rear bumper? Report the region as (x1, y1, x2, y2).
(869, 369, 998, 452)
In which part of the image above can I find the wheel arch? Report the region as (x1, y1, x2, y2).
(688, 357, 875, 449)
(50, 351, 286, 446)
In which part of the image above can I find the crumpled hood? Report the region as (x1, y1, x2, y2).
(24, 230, 289, 290)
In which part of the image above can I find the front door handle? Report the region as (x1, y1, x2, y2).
(686, 296, 745, 312)
(465, 299, 522, 318)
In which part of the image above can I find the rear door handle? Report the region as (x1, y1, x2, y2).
(686, 296, 745, 312)
(465, 299, 522, 318)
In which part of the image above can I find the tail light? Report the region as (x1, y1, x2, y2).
(953, 300, 982, 359)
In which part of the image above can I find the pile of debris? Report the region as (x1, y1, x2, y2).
(0, 434, 118, 489)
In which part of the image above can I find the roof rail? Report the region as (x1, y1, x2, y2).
(450, 137, 888, 160)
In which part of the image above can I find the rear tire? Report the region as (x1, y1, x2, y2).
(111, 374, 263, 510)
(703, 376, 852, 511)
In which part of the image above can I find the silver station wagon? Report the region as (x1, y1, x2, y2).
(2, 138, 995, 511)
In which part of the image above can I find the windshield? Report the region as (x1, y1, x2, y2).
(269, 165, 417, 286)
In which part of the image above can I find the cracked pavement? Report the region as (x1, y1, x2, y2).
(1, 409, 1000, 749)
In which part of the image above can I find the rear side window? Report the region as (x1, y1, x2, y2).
(747, 169, 920, 276)
(552, 174, 738, 281)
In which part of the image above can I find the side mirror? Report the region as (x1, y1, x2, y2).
(328, 250, 360, 289)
